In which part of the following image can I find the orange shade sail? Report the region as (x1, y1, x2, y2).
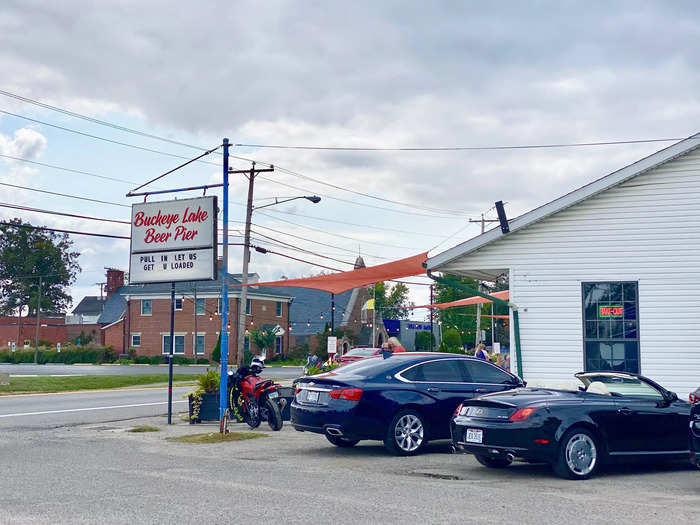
(415, 289, 509, 310)
(239, 252, 429, 295)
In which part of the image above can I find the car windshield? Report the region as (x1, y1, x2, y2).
(344, 348, 379, 357)
(580, 374, 664, 399)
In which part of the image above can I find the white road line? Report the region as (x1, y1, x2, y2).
(0, 400, 187, 418)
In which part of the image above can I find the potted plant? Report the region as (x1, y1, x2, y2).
(187, 370, 220, 423)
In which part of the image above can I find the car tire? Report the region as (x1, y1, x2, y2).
(553, 427, 600, 480)
(384, 409, 427, 456)
(325, 434, 360, 448)
(474, 454, 513, 469)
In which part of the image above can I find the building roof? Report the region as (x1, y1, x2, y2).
(428, 133, 700, 271)
(71, 296, 106, 316)
(286, 288, 354, 336)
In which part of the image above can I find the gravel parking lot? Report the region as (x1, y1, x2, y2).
(1, 414, 698, 524)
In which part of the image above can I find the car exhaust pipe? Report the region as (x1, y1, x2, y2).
(449, 445, 457, 454)
(326, 428, 342, 437)
(506, 452, 515, 462)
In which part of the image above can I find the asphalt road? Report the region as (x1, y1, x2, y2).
(0, 386, 193, 430)
(0, 363, 304, 379)
(0, 412, 698, 525)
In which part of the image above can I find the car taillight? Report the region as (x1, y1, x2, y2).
(509, 407, 537, 422)
(295, 386, 302, 394)
(690, 392, 699, 404)
(454, 403, 464, 416)
(329, 388, 363, 401)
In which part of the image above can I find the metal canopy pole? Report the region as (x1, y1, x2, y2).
(219, 138, 230, 431)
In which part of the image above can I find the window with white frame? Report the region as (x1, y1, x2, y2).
(276, 301, 282, 317)
(162, 334, 185, 355)
(175, 298, 183, 310)
(131, 333, 141, 347)
(141, 299, 152, 316)
(275, 335, 282, 354)
(195, 298, 206, 315)
(194, 333, 205, 355)
(246, 298, 251, 315)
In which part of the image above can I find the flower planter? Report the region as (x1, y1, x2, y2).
(188, 391, 219, 423)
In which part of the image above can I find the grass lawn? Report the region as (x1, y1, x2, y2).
(0, 374, 199, 394)
(166, 431, 267, 443)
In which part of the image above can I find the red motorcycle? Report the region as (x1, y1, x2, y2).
(228, 357, 284, 431)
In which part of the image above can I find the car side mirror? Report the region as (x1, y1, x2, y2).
(668, 391, 678, 403)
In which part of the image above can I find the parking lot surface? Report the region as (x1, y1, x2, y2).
(0, 414, 698, 524)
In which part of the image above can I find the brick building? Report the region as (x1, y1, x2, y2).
(0, 314, 67, 349)
(99, 269, 293, 361)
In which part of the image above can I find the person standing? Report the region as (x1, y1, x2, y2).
(474, 343, 489, 360)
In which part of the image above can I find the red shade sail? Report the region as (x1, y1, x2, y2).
(415, 289, 509, 309)
(240, 252, 429, 295)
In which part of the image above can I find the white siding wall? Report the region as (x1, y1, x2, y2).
(443, 147, 700, 398)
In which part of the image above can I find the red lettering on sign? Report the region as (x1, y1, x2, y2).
(182, 206, 208, 224)
(133, 210, 180, 229)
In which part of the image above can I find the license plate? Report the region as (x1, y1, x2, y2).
(268, 391, 279, 399)
(466, 429, 483, 443)
(307, 391, 319, 403)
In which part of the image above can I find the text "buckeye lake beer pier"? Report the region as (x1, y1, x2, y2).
(128, 196, 218, 284)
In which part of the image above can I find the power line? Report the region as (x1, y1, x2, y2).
(255, 210, 417, 250)
(0, 220, 130, 240)
(235, 138, 687, 151)
(259, 205, 451, 238)
(0, 181, 130, 208)
(0, 95, 466, 218)
(0, 202, 130, 225)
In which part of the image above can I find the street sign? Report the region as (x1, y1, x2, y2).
(327, 336, 337, 355)
(11, 342, 15, 352)
(129, 196, 217, 284)
(57, 343, 61, 353)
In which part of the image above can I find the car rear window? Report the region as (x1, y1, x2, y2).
(344, 348, 378, 357)
(333, 356, 405, 377)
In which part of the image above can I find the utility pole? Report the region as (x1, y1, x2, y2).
(34, 276, 41, 364)
(429, 283, 434, 351)
(231, 162, 275, 367)
(468, 214, 500, 234)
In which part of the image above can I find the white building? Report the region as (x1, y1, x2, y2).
(427, 134, 700, 398)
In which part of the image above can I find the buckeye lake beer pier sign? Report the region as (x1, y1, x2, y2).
(129, 196, 218, 284)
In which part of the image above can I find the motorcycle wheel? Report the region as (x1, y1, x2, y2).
(242, 399, 261, 429)
(264, 398, 283, 431)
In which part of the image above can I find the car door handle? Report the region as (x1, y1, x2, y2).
(427, 387, 440, 392)
(618, 407, 633, 415)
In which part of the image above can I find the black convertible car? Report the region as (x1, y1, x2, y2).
(451, 371, 691, 479)
(691, 402, 700, 468)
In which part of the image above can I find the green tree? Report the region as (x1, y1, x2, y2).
(249, 326, 277, 355)
(434, 274, 508, 347)
(374, 281, 411, 320)
(0, 219, 80, 316)
(439, 328, 464, 352)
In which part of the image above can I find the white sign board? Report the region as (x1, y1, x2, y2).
(129, 196, 217, 284)
(327, 336, 338, 355)
(493, 342, 501, 354)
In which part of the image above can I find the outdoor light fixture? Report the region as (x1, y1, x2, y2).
(320, 314, 324, 319)
(306, 320, 311, 327)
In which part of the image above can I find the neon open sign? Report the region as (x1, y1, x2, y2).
(599, 305, 623, 318)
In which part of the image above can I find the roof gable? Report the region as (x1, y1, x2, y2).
(428, 134, 700, 270)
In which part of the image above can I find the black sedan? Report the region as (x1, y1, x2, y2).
(451, 371, 691, 479)
(291, 352, 524, 455)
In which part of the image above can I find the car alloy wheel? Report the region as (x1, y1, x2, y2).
(394, 413, 424, 453)
(554, 428, 599, 479)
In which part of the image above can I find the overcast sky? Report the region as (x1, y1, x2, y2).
(1, 1, 700, 315)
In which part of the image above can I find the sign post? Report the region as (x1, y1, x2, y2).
(129, 195, 217, 424)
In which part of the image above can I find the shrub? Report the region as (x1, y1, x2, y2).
(211, 332, 221, 363)
(414, 331, 435, 351)
(439, 328, 463, 352)
(195, 358, 209, 365)
(197, 370, 220, 393)
(134, 356, 151, 364)
(151, 355, 165, 364)
(171, 356, 194, 365)
(118, 358, 131, 365)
